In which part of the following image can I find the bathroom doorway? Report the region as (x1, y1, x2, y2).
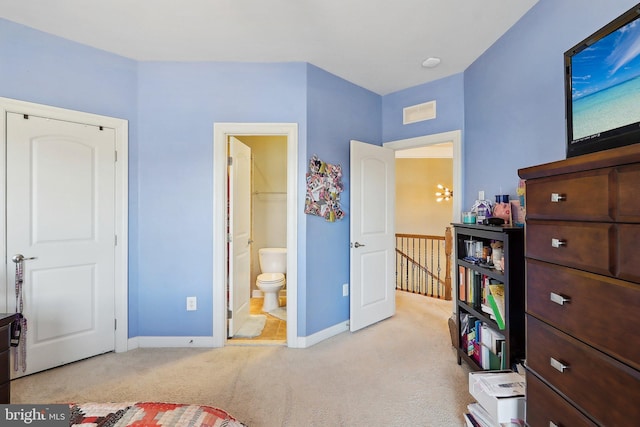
(213, 123, 299, 348)
(230, 135, 288, 343)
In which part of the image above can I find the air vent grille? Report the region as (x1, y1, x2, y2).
(403, 100, 436, 124)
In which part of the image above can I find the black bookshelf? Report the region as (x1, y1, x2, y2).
(453, 223, 525, 371)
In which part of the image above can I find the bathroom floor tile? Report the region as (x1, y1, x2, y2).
(230, 297, 286, 343)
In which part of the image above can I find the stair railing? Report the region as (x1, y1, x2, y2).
(395, 227, 452, 300)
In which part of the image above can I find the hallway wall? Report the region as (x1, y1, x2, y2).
(395, 158, 453, 237)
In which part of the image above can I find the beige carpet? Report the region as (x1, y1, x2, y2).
(11, 291, 474, 426)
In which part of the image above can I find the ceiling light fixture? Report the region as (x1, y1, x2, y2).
(422, 57, 441, 68)
(435, 184, 452, 202)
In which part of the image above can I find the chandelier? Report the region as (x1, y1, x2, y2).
(435, 184, 453, 202)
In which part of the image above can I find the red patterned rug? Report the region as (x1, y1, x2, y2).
(69, 402, 247, 426)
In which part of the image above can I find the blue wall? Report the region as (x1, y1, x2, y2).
(461, 0, 639, 207)
(136, 62, 307, 336)
(304, 64, 381, 335)
(0, 18, 141, 335)
(382, 73, 464, 142)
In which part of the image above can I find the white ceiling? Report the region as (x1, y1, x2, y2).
(0, 0, 538, 95)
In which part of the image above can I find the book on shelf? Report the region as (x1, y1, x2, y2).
(459, 266, 467, 302)
(479, 322, 505, 370)
(472, 271, 482, 307)
(462, 318, 505, 370)
(487, 283, 506, 330)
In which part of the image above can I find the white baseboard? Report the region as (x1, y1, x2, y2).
(297, 320, 349, 348)
(130, 336, 216, 349)
(127, 319, 347, 350)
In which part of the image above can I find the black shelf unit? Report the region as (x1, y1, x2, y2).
(453, 223, 525, 371)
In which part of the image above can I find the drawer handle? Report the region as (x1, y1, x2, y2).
(550, 357, 569, 373)
(551, 193, 566, 202)
(550, 292, 570, 305)
(551, 238, 566, 248)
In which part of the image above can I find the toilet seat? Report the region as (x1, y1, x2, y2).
(257, 272, 285, 284)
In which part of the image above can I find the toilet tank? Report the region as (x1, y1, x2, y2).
(258, 248, 287, 274)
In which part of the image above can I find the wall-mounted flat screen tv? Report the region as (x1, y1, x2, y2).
(565, 4, 640, 157)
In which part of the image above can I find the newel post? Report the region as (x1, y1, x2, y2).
(444, 226, 452, 300)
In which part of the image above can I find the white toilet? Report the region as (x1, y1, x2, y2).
(256, 247, 286, 312)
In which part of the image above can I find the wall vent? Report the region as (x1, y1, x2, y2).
(403, 100, 436, 124)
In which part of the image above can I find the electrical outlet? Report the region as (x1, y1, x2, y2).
(186, 296, 197, 311)
(343, 283, 349, 297)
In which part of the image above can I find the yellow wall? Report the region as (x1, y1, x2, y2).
(239, 135, 288, 193)
(236, 135, 288, 293)
(395, 158, 453, 237)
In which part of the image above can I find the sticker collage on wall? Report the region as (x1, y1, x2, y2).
(304, 154, 345, 222)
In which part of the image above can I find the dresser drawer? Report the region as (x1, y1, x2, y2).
(526, 316, 640, 426)
(615, 164, 640, 223)
(527, 259, 640, 370)
(526, 371, 596, 427)
(525, 168, 612, 221)
(618, 224, 640, 283)
(525, 220, 614, 276)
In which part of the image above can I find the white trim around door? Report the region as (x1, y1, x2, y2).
(212, 123, 299, 348)
(0, 96, 129, 353)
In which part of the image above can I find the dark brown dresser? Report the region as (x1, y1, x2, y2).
(0, 313, 17, 403)
(519, 144, 640, 427)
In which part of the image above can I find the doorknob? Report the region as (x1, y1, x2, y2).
(353, 242, 366, 248)
(12, 254, 36, 263)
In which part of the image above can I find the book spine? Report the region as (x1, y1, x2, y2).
(487, 294, 505, 330)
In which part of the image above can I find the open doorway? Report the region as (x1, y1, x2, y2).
(228, 135, 288, 343)
(213, 123, 299, 348)
(384, 130, 462, 307)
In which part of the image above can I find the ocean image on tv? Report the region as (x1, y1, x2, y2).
(572, 19, 640, 141)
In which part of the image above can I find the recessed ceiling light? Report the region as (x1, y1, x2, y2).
(422, 57, 441, 68)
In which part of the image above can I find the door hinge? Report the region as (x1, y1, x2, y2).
(228, 156, 233, 166)
(227, 233, 232, 243)
(99, 126, 104, 131)
(115, 235, 118, 245)
(114, 318, 117, 330)
(115, 150, 118, 162)
(23, 114, 29, 120)
(227, 309, 232, 319)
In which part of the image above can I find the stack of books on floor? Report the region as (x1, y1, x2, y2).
(464, 370, 525, 427)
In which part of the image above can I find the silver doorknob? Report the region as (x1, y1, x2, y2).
(353, 242, 366, 248)
(12, 254, 36, 263)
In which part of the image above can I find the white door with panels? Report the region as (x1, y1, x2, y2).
(228, 136, 252, 337)
(6, 112, 116, 377)
(349, 140, 396, 332)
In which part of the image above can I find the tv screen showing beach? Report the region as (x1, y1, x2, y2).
(571, 18, 640, 142)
